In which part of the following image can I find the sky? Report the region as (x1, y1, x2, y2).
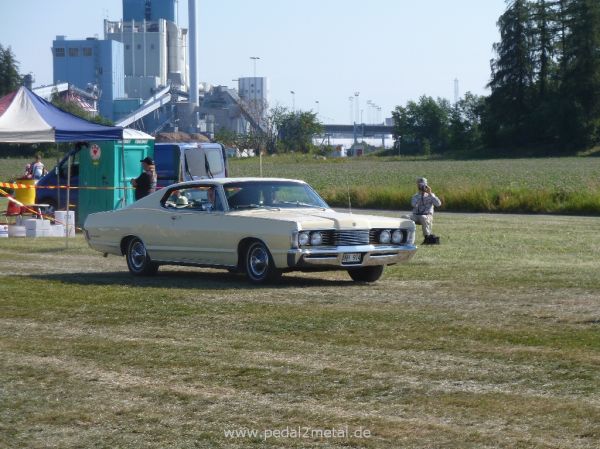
(1, 0, 507, 124)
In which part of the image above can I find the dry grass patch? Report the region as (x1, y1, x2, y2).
(1, 212, 599, 448)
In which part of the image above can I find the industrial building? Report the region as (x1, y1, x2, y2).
(49, 0, 269, 137)
(52, 36, 124, 120)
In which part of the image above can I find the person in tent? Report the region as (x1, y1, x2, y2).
(31, 154, 47, 181)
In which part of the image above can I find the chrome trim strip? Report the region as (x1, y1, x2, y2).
(288, 244, 417, 268)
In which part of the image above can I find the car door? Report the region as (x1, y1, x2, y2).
(157, 184, 236, 266)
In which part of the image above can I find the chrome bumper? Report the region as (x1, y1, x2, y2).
(287, 244, 417, 268)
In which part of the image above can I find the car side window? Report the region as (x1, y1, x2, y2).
(162, 186, 222, 212)
(163, 189, 188, 209)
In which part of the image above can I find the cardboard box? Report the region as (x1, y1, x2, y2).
(50, 225, 65, 237)
(24, 219, 51, 231)
(26, 228, 52, 238)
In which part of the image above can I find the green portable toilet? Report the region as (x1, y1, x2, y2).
(78, 129, 155, 224)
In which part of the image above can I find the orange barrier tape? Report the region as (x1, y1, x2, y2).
(0, 187, 83, 232)
(0, 182, 133, 190)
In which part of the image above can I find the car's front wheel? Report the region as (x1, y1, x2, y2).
(244, 241, 281, 284)
(347, 265, 384, 282)
(126, 238, 158, 276)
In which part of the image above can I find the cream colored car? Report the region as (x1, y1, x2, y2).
(84, 178, 417, 283)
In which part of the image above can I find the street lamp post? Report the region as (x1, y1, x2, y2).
(290, 90, 295, 111)
(315, 100, 319, 118)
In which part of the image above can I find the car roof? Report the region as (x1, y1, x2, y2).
(167, 177, 306, 188)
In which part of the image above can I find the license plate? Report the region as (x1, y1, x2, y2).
(342, 253, 361, 264)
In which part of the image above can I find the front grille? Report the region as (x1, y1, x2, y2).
(311, 229, 407, 247)
(330, 230, 370, 246)
(369, 229, 379, 244)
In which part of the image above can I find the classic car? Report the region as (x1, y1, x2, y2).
(84, 178, 417, 283)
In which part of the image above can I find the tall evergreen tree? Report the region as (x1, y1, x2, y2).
(531, 0, 558, 97)
(486, 0, 535, 149)
(528, 0, 562, 147)
(560, 0, 600, 148)
(0, 44, 22, 96)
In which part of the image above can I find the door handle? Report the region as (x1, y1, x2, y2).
(171, 215, 180, 220)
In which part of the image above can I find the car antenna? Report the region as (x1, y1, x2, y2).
(346, 180, 352, 215)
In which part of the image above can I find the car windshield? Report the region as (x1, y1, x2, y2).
(224, 181, 329, 210)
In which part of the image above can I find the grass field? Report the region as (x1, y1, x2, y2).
(3, 155, 600, 215)
(1, 212, 599, 448)
(229, 155, 600, 214)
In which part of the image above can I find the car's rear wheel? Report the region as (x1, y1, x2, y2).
(126, 238, 158, 276)
(244, 241, 281, 284)
(347, 265, 384, 282)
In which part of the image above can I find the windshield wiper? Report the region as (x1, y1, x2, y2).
(231, 203, 280, 210)
(278, 201, 325, 209)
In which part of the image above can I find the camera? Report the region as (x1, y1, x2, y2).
(418, 183, 428, 192)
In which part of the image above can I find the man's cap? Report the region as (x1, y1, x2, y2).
(141, 156, 154, 165)
(417, 177, 428, 185)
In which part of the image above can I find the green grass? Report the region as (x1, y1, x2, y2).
(229, 155, 600, 214)
(0, 157, 30, 181)
(1, 213, 599, 448)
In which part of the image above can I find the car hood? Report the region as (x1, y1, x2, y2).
(228, 208, 406, 230)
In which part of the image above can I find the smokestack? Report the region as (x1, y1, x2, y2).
(188, 0, 199, 107)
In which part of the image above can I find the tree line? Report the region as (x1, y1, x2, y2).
(393, 0, 600, 156)
(215, 107, 324, 155)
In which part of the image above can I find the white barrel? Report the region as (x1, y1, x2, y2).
(54, 210, 76, 236)
(54, 210, 75, 225)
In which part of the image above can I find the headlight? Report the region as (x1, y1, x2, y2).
(391, 230, 403, 244)
(310, 232, 322, 246)
(298, 231, 310, 246)
(379, 230, 391, 244)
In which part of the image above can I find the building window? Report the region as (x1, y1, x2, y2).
(150, 44, 155, 50)
(83, 47, 92, 57)
(125, 44, 130, 50)
(136, 44, 142, 50)
(68, 48, 79, 57)
(55, 48, 65, 57)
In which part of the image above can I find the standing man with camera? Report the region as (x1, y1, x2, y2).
(410, 177, 442, 244)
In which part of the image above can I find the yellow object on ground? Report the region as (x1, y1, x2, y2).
(13, 178, 36, 205)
